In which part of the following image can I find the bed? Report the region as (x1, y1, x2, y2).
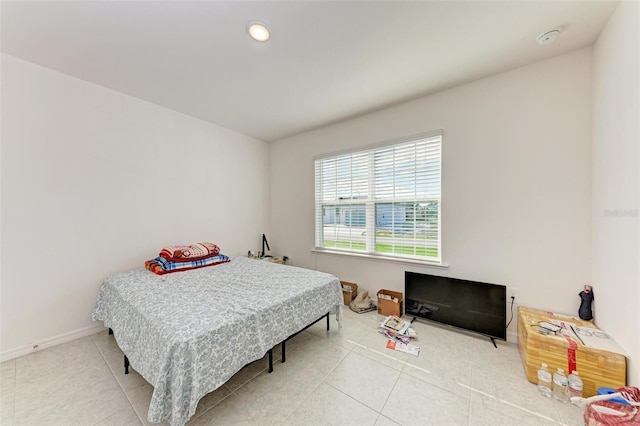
(91, 256, 343, 425)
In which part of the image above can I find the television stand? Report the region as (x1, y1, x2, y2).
(490, 337, 497, 348)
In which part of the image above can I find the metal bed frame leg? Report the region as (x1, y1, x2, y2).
(124, 355, 130, 375)
(266, 311, 330, 374)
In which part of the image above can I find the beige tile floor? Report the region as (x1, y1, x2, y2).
(0, 308, 586, 426)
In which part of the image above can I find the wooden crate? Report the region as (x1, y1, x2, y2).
(518, 306, 626, 397)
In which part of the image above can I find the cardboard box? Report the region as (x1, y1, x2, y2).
(377, 289, 403, 317)
(518, 306, 626, 397)
(341, 281, 358, 305)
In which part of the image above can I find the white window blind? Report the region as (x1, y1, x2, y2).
(314, 132, 442, 262)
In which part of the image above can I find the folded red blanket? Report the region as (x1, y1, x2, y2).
(159, 242, 220, 261)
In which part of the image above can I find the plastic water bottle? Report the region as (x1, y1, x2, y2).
(553, 368, 569, 402)
(568, 371, 583, 399)
(537, 363, 552, 397)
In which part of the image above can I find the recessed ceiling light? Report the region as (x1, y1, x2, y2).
(537, 29, 561, 46)
(247, 21, 270, 42)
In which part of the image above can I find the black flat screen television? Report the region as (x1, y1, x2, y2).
(405, 271, 507, 341)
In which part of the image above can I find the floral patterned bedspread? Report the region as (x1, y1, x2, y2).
(92, 257, 343, 425)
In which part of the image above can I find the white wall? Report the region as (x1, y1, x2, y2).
(0, 54, 270, 360)
(271, 48, 593, 340)
(591, 1, 639, 386)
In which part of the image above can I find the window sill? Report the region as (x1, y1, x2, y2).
(311, 248, 449, 269)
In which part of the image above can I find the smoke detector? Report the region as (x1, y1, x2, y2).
(537, 29, 561, 46)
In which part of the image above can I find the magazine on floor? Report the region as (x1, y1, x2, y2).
(386, 340, 421, 356)
(380, 315, 410, 335)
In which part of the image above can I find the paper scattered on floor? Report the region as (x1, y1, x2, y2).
(380, 315, 410, 334)
(386, 340, 421, 356)
(378, 315, 417, 344)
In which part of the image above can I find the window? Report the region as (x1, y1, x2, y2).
(314, 131, 442, 263)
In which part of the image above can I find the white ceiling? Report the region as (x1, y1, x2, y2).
(1, 1, 618, 142)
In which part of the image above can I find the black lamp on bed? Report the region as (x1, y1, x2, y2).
(261, 234, 271, 258)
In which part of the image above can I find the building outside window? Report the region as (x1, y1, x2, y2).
(314, 131, 442, 263)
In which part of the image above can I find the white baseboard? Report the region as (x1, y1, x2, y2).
(1, 324, 106, 362)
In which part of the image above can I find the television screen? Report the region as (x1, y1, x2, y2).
(405, 271, 507, 341)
